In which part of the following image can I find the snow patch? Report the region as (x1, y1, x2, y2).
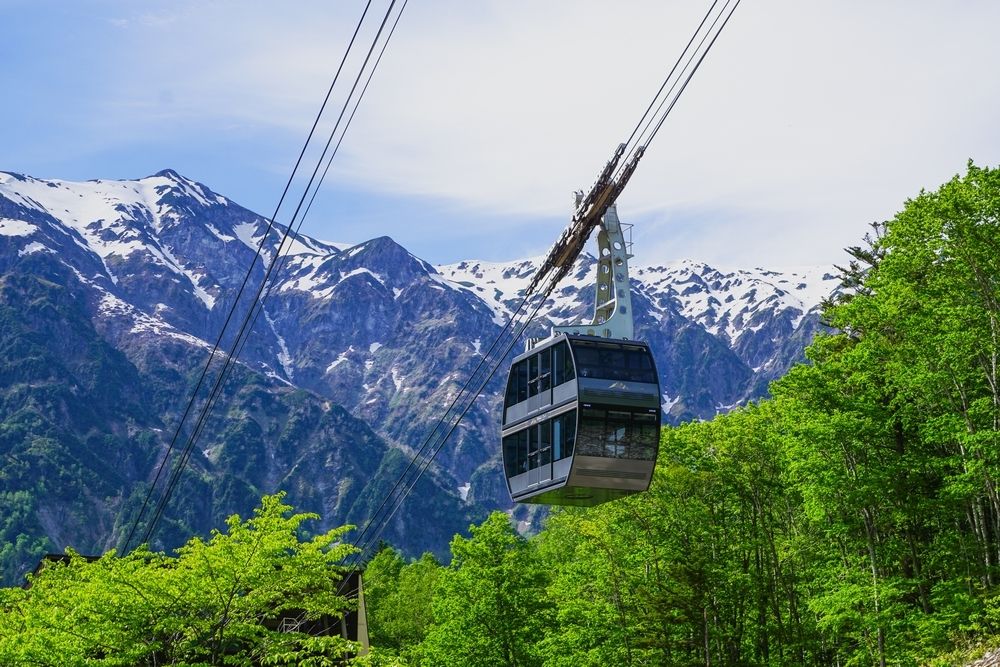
(205, 223, 236, 242)
(325, 346, 354, 374)
(262, 308, 294, 380)
(17, 241, 48, 256)
(233, 221, 263, 251)
(0, 218, 37, 236)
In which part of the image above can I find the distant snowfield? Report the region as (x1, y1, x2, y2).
(438, 255, 838, 345)
(0, 169, 838, 357)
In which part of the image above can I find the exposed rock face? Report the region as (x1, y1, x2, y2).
(0, 169, 837, 581)
(969, 650, 1000, 667)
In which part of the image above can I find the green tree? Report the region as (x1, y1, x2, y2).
(0, 493, 359, 665)
(365, 547, 439, 659)
(419, 512, 552, 667)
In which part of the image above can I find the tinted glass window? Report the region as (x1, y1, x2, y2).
(632, 411, 659, 460)
(606, 410, 630, 457)
(516, 360, 528, 402)
(563, 344, 576, 383)
(502, 434, 520, 477)
(507, 410, 580, 478)
(553, 344, 565, 386)
(539, 348, 551, 392)
(552, 341, 575, 387)
(505, 368, 518, 407)
(578, 407, 606, 457)
(538, 420, 552, 466)
(552, 410, 576, 460)
(570, 342, 656, 383)
(575, 405, 659, 460)
(528, 355, 539, 398)
(517, 430, 528, 472)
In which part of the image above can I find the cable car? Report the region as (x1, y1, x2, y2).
(501, 334, 660, 505)
(501, 202, 661, 506)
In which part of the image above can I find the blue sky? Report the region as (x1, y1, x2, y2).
(4, 1, 1000, 269)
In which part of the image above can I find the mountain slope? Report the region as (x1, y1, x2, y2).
(0, 169, 836, 580)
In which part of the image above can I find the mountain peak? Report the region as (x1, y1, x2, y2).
(152, 168, 183, 180)
(142, 169, 230, 210)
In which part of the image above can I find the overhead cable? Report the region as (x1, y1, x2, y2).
(125, 0, 406, 551)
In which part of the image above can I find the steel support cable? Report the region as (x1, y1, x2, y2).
(136, 0, 404, 548)
(344, 301, 549, 574)
(525, 0, 735, 303)
(342, 289, 538, 558)
(347, 0, 744, 565)
(352, 273, 562, 560)
(233, 0, 410, 369)
(631, 0, 738, 153)
(140, 0, 403, 548)
(617, 0, 722, 164)
(626, 0, 727, 156)
(121, 0, 378, 554)
(344, 274, 562, 571)
(612, 0, 740, 184)
(342, 259, 566, 561)
(644, 0, 741, 148)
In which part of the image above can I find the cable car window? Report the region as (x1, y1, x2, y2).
(553, 344, 564, 385)
(517, 430, 528, 473)
(570, 342, 656, 383)
(527, 424, 539, 470)
(503, 431, 529, 477)
(503, 434, 518, 477)
(552, 341, 575, 386)
(515, 360, 528, 403)
(606, 409, 629, 457)
(539, 348, 551, 393)
(633, 411, 659, 460)
(575, 405, 658, 460)
(505, 371, 517, 407)
(565, 411, 577, 459)
(552, 410, 576, 460)
(528, 355, 539, 398)
(578, 407, 605, 456)
(626, 350, 657, 383)
(539, 420, 552, 466)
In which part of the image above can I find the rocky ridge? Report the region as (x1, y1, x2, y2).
(0, 169, 838, 579)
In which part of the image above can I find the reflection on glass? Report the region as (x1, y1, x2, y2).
(575, 406, 659, 460)
(569, 342, 657, 383)
(505, 410, 578, 478)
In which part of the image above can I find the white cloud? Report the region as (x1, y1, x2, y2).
(14, 1, 1000, 267)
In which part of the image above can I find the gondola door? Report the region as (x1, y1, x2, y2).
(538, 419, 552, 485)
(534, 349, 553, 485)
(526, 421, 553, 487)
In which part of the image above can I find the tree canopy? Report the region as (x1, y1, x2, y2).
(0, 493, 360, 666)
(359, 163, 1000, 665)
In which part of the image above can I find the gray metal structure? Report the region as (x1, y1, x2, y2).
(501, 334, 660, 506)
(501, 195, 661, 506)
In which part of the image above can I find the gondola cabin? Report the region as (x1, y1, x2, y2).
(501, 333, 660, 506)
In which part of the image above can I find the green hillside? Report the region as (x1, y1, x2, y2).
(362, 163, 1000, 665)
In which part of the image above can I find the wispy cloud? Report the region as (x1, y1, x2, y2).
(7, 1, 1000, 266)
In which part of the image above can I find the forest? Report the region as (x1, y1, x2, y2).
(364, 162, 1000, 666)
(2, 163, 999, 665)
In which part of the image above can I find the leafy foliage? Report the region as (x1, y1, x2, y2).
(359, 163, 1000, 665)
(0, 493, 359, 666)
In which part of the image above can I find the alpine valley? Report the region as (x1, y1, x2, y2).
(0, 169, 838, 583)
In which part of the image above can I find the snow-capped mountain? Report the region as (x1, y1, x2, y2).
(0, 169, 838, 577)
(443, 254, 835, 362)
